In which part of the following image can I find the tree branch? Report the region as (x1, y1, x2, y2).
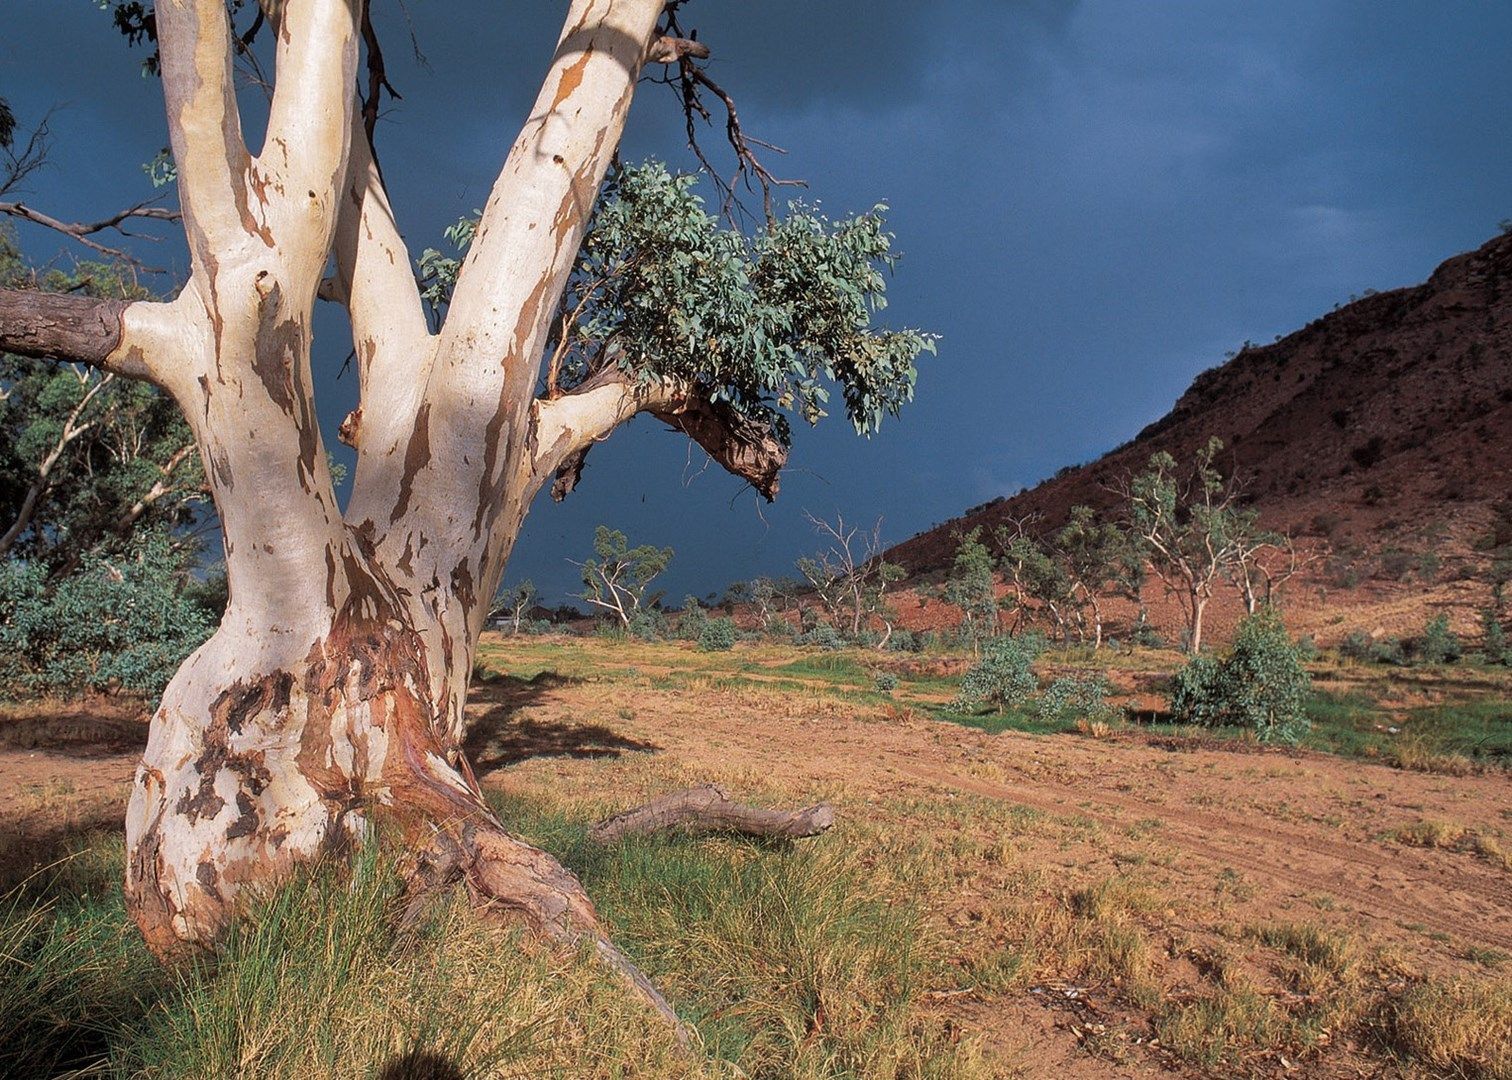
(532, 370, 787, 502)
(588, 784, 835, 844)
(0, 287, 184, 384)
(155, 0, 255, 273)
(329, 108, 431, 457)
(0, 200, 180, 267)
(258, 0, 361, 283)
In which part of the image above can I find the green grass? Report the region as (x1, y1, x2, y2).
(1297, 688, 1512, 767)
(933, 707, 1076, 736)
(0, 795, 984, 1079)
(478, 634, 1511, 771)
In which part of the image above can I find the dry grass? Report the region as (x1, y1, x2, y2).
(1372, 977, 1512, 1080)
(1389, 818, 1512, 872)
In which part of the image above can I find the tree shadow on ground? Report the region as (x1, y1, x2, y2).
(377, 1049, 465, 1080)
(0, 812, 123, 894)
(0, 709, 147, 756)
(463, 671, 659, 778)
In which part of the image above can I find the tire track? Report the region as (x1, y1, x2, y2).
(891, 758, 1512, 952)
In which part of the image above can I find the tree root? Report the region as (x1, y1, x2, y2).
(411, 822, 691, 1046)
(588, 783, 836, 844)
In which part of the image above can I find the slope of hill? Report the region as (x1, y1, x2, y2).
(889, 231, 1512, 578)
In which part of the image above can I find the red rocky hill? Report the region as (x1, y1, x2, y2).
(889, 231, 1512, 583)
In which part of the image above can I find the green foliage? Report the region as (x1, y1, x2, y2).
(1481, 598, 1510, 666)
(0, 533, 215, 702)
(796, 621, 843, 650)
(1168, 608, 1312, 743)
(953, 634, 1046, 713)
(1419, 614, 1463, 666)
(886, 629, 920, 652)
(1128, 610, 1166, 649)
(1126, 438, 1262, 651)
(943, 527, 998, 642)
(676, 594, 708, 641)
(1339, 630, 1374, 662)
(873, 671, 899, 693)
(0, 229, 206, 575)
(490, 578, 538, 634)
(563, 162, 935, 437)
(697, 616, 737, 652)
(420, 162, 934, 446)
(1036, 674, 1118, 726)
(627, 608, 667, 642)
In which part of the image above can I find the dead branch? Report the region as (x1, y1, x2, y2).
(648, 9, 803, 224)
(0, 199, 181, 266)
(588, 784, 836, 844)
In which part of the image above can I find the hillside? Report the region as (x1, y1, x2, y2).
(888, 231, 1512, 579)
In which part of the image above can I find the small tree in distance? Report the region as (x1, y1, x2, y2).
(944, 527, 1000, 647)
(572, 526, 673, 629)
(1123, 438, 1255, 653)
(490, 579, 538, 635)
(796, 511, 905, 645)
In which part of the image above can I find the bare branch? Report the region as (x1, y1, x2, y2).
(0, 288, 181, 384)
(0, 107, 52, 198)
(650, 12, 804, 224)
(360, 4, 403, 145)
(589, 784, 834, 843)
(0, 199, 181, 267)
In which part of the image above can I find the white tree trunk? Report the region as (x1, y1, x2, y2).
(0, 3, 718, 1028)
(0, 6, 805, 1034)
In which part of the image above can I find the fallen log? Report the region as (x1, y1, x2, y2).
(588, 784, 835, 844)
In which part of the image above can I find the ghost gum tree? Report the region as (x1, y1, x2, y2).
(0, 0, 932, 1020)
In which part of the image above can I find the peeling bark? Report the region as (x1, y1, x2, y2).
(0, 0, 771, 1036)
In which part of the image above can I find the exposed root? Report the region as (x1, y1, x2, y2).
(415, 823, 692, 1047)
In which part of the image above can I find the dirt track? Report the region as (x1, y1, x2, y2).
(3, 657, 1509, 1076)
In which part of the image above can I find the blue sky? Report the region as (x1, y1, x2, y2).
(5, 1, 1511, 604)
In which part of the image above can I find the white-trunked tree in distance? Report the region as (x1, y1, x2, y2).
(0, 0, 933, 1023)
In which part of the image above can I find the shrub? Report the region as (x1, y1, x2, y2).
(1169, 654, 1223, 726)
(627, 608, 667, 641)
(697, 616, 737, 652)
(1370, 637, 1406, 666)
(953, 634, 1045, 713)
(873, 671, 899, 693)
(796, 622, 843, 650)
(886, 629, 918, 652)
(1128, 611, 1165, 649)
(1480, 606, 1510, 666)
(675, 595, 707, 641)
(1168, 608, 1311, 743)
(1418, 614, 1462, 665)
(1340, 630, 1373, 662)
(0, 536, 215, 703)
(1036, 675, 1117, 726)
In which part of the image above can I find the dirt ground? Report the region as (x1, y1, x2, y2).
(2, 639, 1508, 1078)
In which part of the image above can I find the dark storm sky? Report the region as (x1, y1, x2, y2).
(5, 2, 1511, 604)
